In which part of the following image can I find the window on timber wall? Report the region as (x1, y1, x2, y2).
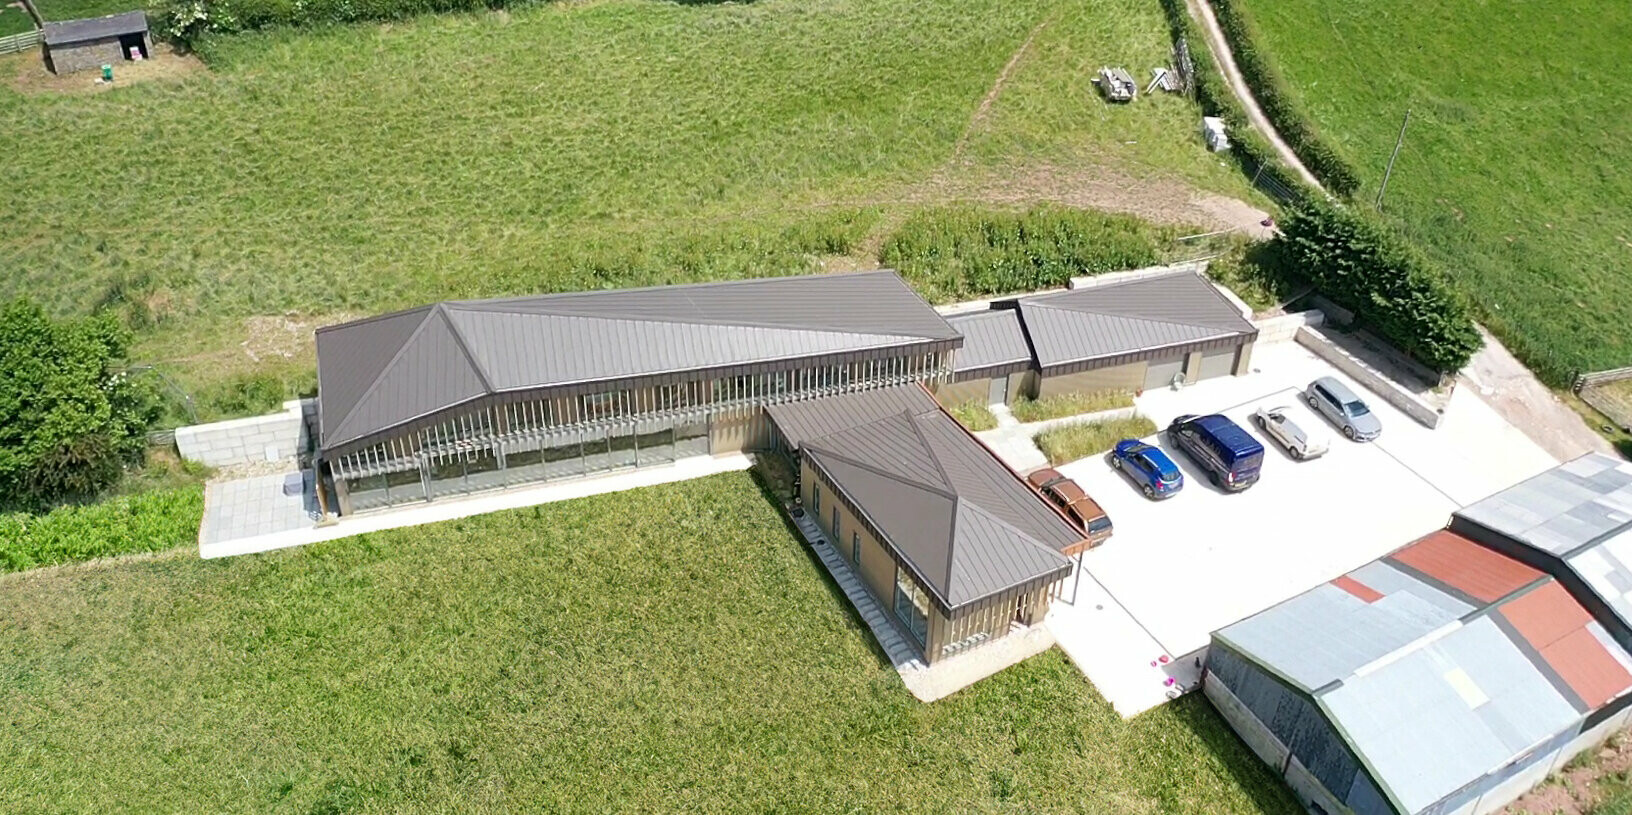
(893, 567, 930, 645)
(851, 531, 860, 565)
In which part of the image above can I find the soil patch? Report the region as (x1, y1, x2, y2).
(1503, 733, 1632, 815)
(8, 44, 206, 95)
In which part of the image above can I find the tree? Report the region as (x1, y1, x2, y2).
(0, 301, 159, 507)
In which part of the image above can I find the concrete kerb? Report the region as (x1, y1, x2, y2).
(1295, 325, 1442, 429)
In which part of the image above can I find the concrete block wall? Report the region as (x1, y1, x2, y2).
(1252, 310, 1326, 345)
(1295, 326, 1442, 429)
(176, 399, 312, 467)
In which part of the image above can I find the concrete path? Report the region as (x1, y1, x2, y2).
(974, 406, 1139, 475)
(200, 453, 751, 559)
(1185, 0, 1323, 191)
(1461, 326, 1614, 462)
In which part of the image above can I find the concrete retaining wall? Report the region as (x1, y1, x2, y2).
(1295, 326, 1442, 429)
(176, 399, 311, 467)
(1252, 310, 1326, 345)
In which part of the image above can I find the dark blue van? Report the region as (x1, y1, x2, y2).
(1167, 414, 1264, 492)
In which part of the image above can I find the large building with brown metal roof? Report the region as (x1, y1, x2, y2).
(1207, 454, 1632, 815)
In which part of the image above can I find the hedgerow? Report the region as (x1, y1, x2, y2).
(880, 206, 1171, 303)
(0, 487, 203, 572)
(154, 0, 525, 40)
(1206, 0, 1362, 197)
(1275, 201, 1480, 373)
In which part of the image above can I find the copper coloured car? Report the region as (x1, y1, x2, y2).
(1027, 468, 1113, 545)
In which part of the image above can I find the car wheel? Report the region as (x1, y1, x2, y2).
(1292, 448, 1305, 461)
(1253, 414, 1266, 429)
(1307, 394, 1318, 410)
(1111, 456, 1123, 470)
(1343, 425, 1357, 440)
(1208, 471, 1221, 488)
(1142, 483, 1155, 499)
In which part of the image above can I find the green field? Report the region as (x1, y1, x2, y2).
(0, 472, 1298, 813)
(1232, 0, 1632, 384)
(0, 0, 1257, 401)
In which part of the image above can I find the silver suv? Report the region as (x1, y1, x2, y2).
(1306, 377, 1382, 442)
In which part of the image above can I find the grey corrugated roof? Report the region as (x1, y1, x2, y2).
(945, 309, 1031, 373)
(1456, 453, 1632, 638)
(42, 10, 146, 45)
(316, 271, 959, 450)
(1320, 616, 1584, 813)
(794, 393, 1076, 609)
(1018, 272, 1256, 369)
(765, 385, 940, 449)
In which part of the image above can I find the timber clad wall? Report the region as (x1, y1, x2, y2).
(1038, 363, 1144, 398)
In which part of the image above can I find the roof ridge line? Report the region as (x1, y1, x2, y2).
(1028, 300, 1242, 334)
(448, 302, 939, 340)
(327, 306, 446, 443)
(443, 268, 899, 308)
(439, 305, 496, 393)
(803, 438, 958, 501)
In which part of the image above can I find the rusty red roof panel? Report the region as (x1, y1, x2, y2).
(1387, 530, 1543, 604)
(1331, 575, 1383, 603)
(1500, 581, 1632, 709)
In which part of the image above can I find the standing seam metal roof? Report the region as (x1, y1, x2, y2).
(1017, 272, 1256, 370)
(316, 271, 960, 451)
(779, 387, 1078, 610)
(945, 309, 1032, 376)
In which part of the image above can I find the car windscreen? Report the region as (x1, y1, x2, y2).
(1087, 516, 1113, 533)
(1346, 400, 1371, 417)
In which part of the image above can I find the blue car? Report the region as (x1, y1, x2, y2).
(1110, 440, 1184, 499)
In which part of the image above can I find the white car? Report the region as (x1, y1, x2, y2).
(1251, 405, 1329, 461)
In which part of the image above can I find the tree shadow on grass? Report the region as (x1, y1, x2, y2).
(1150, 693, 1304, 815)
(746, 456, 901, 673)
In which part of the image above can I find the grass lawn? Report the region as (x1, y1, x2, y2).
(946, 400, 999, 431)
(1231, 0, 1632, 384)
(1036, 416, 1156, 465)
(0, 472, 1298, 813)
(0, 0, 1257, 401)
(1012, 390, 1135, 423)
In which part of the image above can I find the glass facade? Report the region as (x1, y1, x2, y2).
(329, 348, 953, 514)
(893, 567, 931, 646)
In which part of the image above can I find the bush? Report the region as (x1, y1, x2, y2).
(1034, 416, 1156, 466)
(1274, 201, 1481, 373)
(154, 0, 518, 40)
(1011, 391, 1134, 423)
(0, 487, 204, 572)
(1206, 0, 1362, 197)
(0, 300, 161, 508)
(880, 206, 1170, 303)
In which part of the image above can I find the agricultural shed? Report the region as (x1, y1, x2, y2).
(1208, 460, 1632, 815)
(41, 10, 150, 75)
(770, 385, 1081, 663)
(1017, 271, 1256, 397)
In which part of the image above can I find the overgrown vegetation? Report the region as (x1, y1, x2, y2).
(1231, 0, 1632, 386)
(1035, 415, 1156, 465)
(882, 206, 1175, 303)
(0, 487, 203, 572)
(945, 400, 999, 431)
(0, 300, 160, 507)
(1011, 390, 1135, 423)
(0, 473, 1299, 813)
(1204, 0, 1360, 197)
(1273, 201, 1480, 373)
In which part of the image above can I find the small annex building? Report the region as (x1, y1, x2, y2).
(936, 270, 1258, 406)
(767, 384, 1084, 664)
(1207, 454, 1632, 815)
(41, 10, 151, 75)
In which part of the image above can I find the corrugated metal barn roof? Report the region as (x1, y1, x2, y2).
(42, 10, 146, 45)
(315, 271, 960, 450)
(1455, 453, 1632, 649)
(781, 386, 1078, 610)
(1216, 520, 1632, 814)
(945, 309, 1032, 373)
(1017, 272, 1256, 369)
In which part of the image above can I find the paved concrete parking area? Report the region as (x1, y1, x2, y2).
(200, 470, 318, 546)
(1043, 342, 1559, 716)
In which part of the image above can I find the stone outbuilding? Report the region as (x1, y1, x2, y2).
(42, 10, 151, 75)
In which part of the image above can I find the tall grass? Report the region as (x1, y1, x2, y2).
(0, 473, 1299, 813)
(0, 487, 203, 572)
(1011, 390, 1135, 423)
(1035, 415, 1155, 465)
(1233, 0, 1632, 384)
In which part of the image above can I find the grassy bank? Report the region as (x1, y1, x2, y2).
(0, 472, 1299, 813)
(0, 486, 204, 572)
(1231, 0, 1632, 384)
(0, 0, 1254, 401)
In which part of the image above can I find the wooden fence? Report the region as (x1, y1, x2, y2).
(1575, 366, 1632, 432)
(0, 29, 41, 56)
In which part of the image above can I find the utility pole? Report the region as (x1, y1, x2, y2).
(1375, 108, 1410, 211)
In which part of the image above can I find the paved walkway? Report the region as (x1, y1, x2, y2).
(1462, 326, 1613, 462)
(975, 405, 1139, 474)
(792, 511, 925, 672)
(199, 453, 751, 559)
(201, 470, 317, 545)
